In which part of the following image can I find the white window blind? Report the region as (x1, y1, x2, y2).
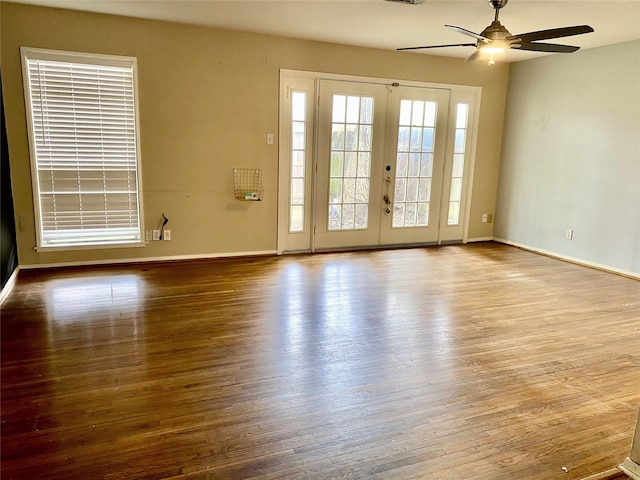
(22, 48, 143, 249)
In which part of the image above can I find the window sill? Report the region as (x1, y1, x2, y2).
(35, 241, 146, 253)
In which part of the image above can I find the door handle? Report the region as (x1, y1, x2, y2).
(383, 195, 391, 205)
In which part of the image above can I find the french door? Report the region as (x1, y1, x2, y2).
(314, 80, 450, 250)
(313, 81, 387, 249)
(278, 72, 479, 253)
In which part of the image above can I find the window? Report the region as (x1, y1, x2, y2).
(447, 103, 469, 226)
(289, 91, 306, 233)
(328, 94, 373, 231)
(21, 48, 143, 250)
(393, 99, 437, 228)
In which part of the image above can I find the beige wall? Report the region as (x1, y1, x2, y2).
(1, 2, 508, 266)
(495, 40, 640, 276)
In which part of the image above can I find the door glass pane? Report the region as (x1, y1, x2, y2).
(396, 153, 408, 177)
(447, 103, 469, 226)
(360, 98, 373, 124)
(291, 178, 304, 204)
(422, 128, 434, 151)
(357, 153, 370, 177)
(355, 204, 368, 229)
(452, 153, 464, 177)
(290, 206, 304, 232)
(456, 103, 468, 128)
(333, 95, 346, 123)
(292, 122, 305, 149)
(418, 178, 431, 202)
(329, 178, 343, 203)
(448, 202, 460, 225)
(331, 124, 345, 149)
(410, 128, 422, 152)
(290, 91, 306, 233)
(417, 203, 429, 225)
(394, 178, 406, 202)
(454, 129, 466, 154)
(424, 102, 437, 127)
(393, 100, 437, 228)
(342, 203, 355, 229)
(411, 101, 424, 126)
(399, 100, 412, 125)
(330, 152, 344, 177)
(393, 203, 405, 227)
(345, 124, 358, 150)
(329, 204, 342, 230)
(344, 152, 357, 177)
(408, 154, 420, 177)
(355, 178, 370, 203)
(358, 125, 372, 150)
(343, 178, 355, 203)
(328, 94, 374, 231)
(420, 154, 433, 177)
(346, 96, 360, 123)
(450, 178, 462, 201)
(405, 203, 417, 226)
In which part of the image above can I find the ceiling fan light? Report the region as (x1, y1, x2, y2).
(481, 46, 505, 54)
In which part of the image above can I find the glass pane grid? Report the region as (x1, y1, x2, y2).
(328, 95, 373, 231)
(290, 91, 306, 233)
(393, 100, 436, 228)
(448, 103, 469, 226)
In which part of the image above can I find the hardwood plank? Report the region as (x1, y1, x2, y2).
(1, 242, 638, 479)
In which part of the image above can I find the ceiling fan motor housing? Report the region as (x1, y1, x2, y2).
(480, 20, 512, 41)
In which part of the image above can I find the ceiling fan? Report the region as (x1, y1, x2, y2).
(397, 0, 594, 64)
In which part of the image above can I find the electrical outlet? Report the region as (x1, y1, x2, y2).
(266, 133, 274, 144)
(482, 214, 488, 223)
(486, 213, 493, 223)
(566, 229, 574, 240)
(146, 230, 152, 242)
(163, 230, 171, 241)
(152, 230, 160, 241)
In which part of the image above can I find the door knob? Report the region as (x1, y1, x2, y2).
(383, 195, 391, 205)
(385, 208, 391, 214)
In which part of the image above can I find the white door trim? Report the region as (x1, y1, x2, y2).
(278, 69, 482, 254)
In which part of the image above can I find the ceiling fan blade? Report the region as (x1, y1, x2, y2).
(511, 42, 580, 53)
(445, 25, 488, 41)
(464, 50, 483, 63)
(397, 43, 476, 51)
(508, 25, 594, 43)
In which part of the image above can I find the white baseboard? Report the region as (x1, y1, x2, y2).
(465, 236, 494, 243)
(15, 239, 640, 281)
(20, 250, 278, 270)
(620, 457, 640, 480)
(0, 267, 21, 305)
(493, 237, 640, 280)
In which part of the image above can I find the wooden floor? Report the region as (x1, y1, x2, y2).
(1, 242, 638, 479)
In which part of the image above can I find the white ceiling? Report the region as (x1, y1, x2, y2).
(8, 0, 640, 62)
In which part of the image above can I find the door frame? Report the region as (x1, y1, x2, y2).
(277, 69, 482, 255)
